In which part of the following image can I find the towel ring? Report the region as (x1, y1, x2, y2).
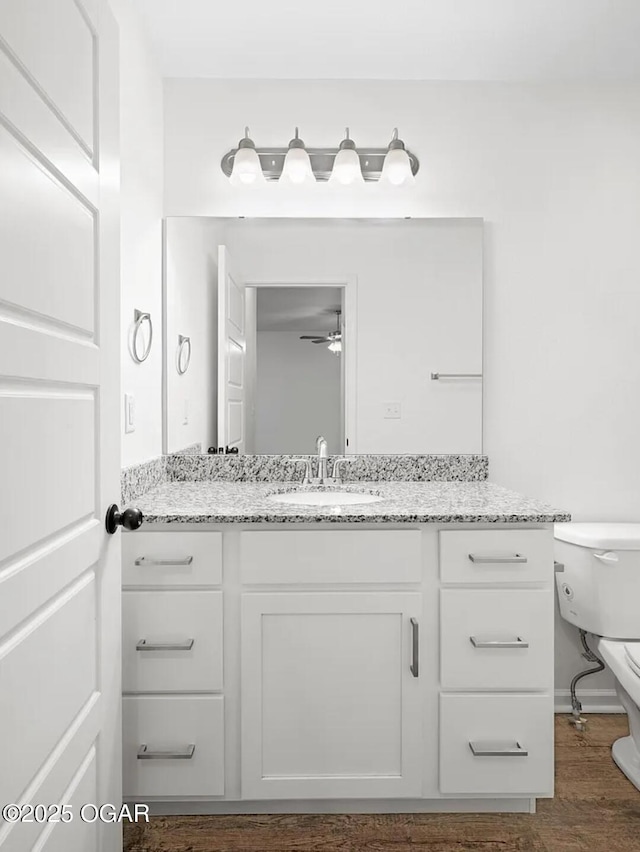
(176, 334, 192, 375)
(132, 309, 153, 363)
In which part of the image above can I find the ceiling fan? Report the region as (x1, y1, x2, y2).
(300, 310, 342, 345)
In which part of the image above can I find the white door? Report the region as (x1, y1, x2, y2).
(0, 2, 121, 851)
(217, 245, 246, 453)
(241, 592, 423, 799)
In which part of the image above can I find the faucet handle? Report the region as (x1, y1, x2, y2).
(331, 456, 356, 483)
(291, 457, 313, 485)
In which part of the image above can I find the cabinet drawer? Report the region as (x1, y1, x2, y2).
(439, 530, 552, 584)
(123, 696, 224, 798)
(123, 591, 223, 693)
(240, 530, 421, 584)
(440, 589, 553, 689)
(439, 694, 553, 796)
(122, 531, 222, 587)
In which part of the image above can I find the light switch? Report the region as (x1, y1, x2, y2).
(124, 393, 135, 433)
(383, 402, 401, 419)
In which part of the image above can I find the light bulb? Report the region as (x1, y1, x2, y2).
(229, 127, 264, 185)
(230, 146, 262, 185)
(331, 129, 364, 185)
(280, 128, 315, 184)
(382, 148, 413, 185)
(381, 128, 415, 186)
(328, 339, 342, 354)
(282, 147, 314, 184)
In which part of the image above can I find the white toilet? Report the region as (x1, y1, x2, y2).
(555, 523, 640, 790)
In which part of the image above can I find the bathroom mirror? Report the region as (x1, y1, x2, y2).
(163, 217, 483, 456)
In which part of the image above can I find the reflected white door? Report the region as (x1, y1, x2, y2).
(217, 245, 246, 453)
(0, 2, 121, 851)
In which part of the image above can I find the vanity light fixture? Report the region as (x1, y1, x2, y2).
(221, 128, 419, 183)
(381, 128, 415, 186)
(281, 128, 316, 184)
(229, 127, 264, 185)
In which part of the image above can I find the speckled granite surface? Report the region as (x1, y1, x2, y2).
(167, 453, 489, 483)
(131, 481, 570, 525)
(121, 456, 167, 505)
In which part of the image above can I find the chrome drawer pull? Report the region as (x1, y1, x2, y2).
(468, 553, 528, 564)
(137, 744, 195, 760)
(134, 556, 194, 566)
(469, 741, 528, 757)
(470, 636, 529, 649)
(136, 639, 195, 651)
(410, 617, 419, 678)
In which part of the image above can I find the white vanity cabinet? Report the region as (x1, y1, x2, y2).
(241, 591, 423, 799)
(121, 523, 555, 812)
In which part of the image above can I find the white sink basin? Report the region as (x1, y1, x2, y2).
(269, 490, 383, 507)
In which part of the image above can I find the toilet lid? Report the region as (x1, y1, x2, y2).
(624, 643, 640, 679)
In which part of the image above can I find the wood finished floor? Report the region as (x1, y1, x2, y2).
(124, 715, 640, 852)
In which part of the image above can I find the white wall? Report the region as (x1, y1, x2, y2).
(164, 218, 221, 452)
(111, 0, 164, 466)
(256, 332, 341, 454)
(164, 79, 640, 696)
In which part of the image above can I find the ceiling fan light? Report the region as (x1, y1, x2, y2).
(328, 339, 342, 354)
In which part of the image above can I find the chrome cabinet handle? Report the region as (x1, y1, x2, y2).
(134, 556, 194, 567)
(468, 553, 528, 564)
(136, 639, 195, 651)
(470, 636, 529, 649)
(469, 741, 528, 757)
(137, 744, 195, 760)
(431, 372, 482, 380)
(410, 617, 419, 678)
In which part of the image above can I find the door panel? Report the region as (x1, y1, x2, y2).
(0, 395, 95, 561)
(0, 2, 120, 850)
(0, 575, 97, 807)
(0, 0, 95, 152)
(217, 245, 246, 452)
(241, 592, 423, 799)
(0, 124, 96, 331)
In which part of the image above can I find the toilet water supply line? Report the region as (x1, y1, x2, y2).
(570, 629, 605, 728)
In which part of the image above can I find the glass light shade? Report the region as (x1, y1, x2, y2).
(281, 147, 315, 184)
(328, 339, 342, 354)
(230, 146, 263, 185)
(381, 147, 414, 186)
(331, 148, 364, 185)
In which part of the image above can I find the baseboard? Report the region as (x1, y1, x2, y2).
(555, 688, 625, 714)
(141, 798, 537, 816)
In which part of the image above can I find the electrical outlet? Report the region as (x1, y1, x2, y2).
(124, 393, 135, 433)
(383, 402, 401, 419)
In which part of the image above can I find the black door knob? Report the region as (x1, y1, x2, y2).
(105, 504, 144, 535)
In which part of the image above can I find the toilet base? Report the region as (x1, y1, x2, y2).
(612, 736, 640, 791)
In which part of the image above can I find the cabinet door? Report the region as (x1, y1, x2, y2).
(241, 592, 423, 799)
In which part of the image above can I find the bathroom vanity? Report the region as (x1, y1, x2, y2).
(120, 477, 568, 814)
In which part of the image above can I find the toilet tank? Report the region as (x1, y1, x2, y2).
(554, 523, 640, 640)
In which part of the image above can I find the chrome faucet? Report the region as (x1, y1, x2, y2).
(316, 435, 329, 484)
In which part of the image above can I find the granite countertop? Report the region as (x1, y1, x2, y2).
(131, 480, 570, 525)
